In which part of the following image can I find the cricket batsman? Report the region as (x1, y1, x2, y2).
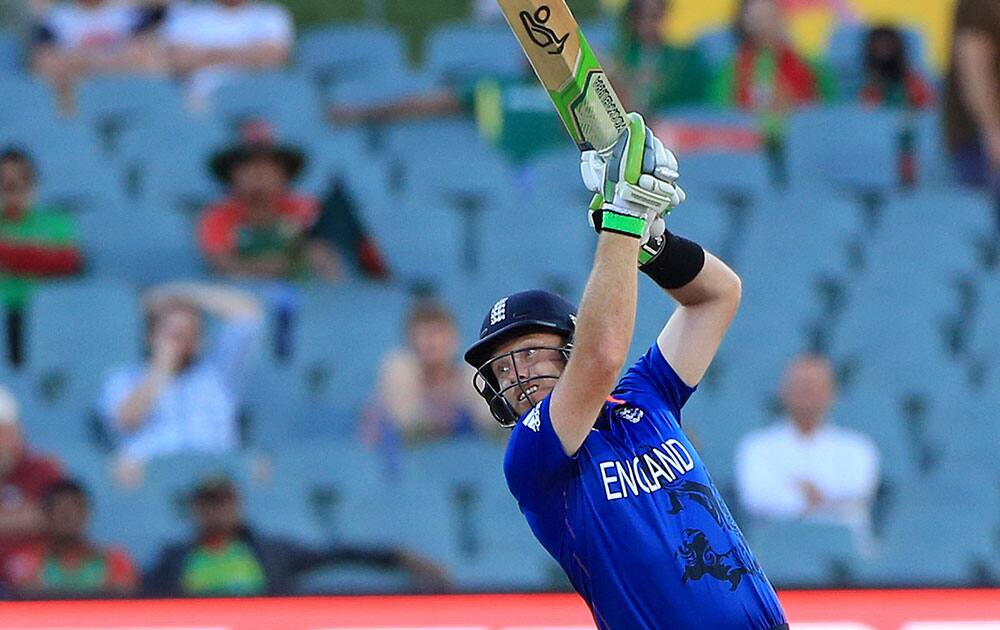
(464, 114, 788, 629)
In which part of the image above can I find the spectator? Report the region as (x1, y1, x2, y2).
(162, 0, 293, 112)
(30, 0, 169, 114)
(0, 148, 83, 366)
(97, 282, 262, 481)
(362, 300, 497, 448)
(3, 479, 139, 598)
(198, 137, 346, 282)
(710, 0, 834, 112)
(0, 387, 64, 576)
(734, 355, 880, 537)
(612, 0, 708, 114)
(944, 0, 1000, 226)
(859, 26, 934, 110)
(145, 475, 450, 596)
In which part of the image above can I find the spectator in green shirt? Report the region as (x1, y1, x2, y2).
(612, 0, 709, 114)
(0, 148, 83, 365)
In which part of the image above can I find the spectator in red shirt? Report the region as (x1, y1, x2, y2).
(859, 26, 935, 110)
(3, 479, 139, 598)
(0, 387, 63, 574)
(710, 0, 835, 112)
(198, 141, 342, 281)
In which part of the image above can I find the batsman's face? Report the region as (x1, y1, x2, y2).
(490, 332, 567, 416)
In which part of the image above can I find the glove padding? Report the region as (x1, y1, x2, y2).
(581, 112, 685, 241)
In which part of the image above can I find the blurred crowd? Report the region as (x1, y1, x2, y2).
(0, 0, 997, 599)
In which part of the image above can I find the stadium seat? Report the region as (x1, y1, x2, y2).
(425, 24, 525, 84)
(325, 70, 439, 115)
(747, 520, 857, 587)
(76, 75, 186, 147)
(280, 283, 409, 422)
(124, 118, 228, 211)
(678, 150, 772, 203)
(297, 25, 408, 89)
(826, 24, 931, 99)
(211, 71, 326, 140)
(78, 206, 204, 284)
(0, 30, 22, 74)
(0, 76, 59, 128)
(23, 280, 141, 444)
(786, 105, 908, 193)
(849, 477, 984, 586)
(694, 29, 737, 72)
(0, 119, 122, 210)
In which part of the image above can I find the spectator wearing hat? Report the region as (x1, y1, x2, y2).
(0, 386, 64, 579)
(145, 476, 451, 597)
(0, 148, 83, 366)
(2, 479, 139, 598)
(197, 140, 345, 282)
(97, 282, 262, 482)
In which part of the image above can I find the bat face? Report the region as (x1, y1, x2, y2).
(498, 0, 628, 152)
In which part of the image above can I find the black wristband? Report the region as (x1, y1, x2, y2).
(639, 229, 706, 290)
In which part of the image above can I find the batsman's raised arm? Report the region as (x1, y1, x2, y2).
(550, 113, 685, 455)
(656, 250, 742, 388)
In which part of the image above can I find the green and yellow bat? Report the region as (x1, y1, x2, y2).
(497, 0, 628, 152)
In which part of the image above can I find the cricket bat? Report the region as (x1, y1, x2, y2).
(497, 0, 628, 153)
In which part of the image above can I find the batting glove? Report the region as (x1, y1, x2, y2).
(580, 112, 685, 241)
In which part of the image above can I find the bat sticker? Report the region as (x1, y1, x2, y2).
(518, 6, 569, 54)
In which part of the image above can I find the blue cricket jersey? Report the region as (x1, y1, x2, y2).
(504, 342, 787, 630)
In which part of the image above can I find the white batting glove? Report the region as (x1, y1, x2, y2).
(581, 113, 684, 243)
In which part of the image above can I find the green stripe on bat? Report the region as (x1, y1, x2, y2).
(548, 29, 602, 148)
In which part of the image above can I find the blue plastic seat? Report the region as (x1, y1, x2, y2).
(297, 25, 407, 87)
(694, 29, 737, 71)
(211, 71, 325, 139)
(425, 24, 524, 84)
(78, 206, 203, 284)
(0, 120, 121, 210)
(325, 70, 439, 118)
(0, 30, 23, 74)
(0, 76, 58, 128)
(746, 520, 857, 587)
(23, 280, 141, 444)
(679, 150, 772, 202)
(278, 283, 409, 422)
(786, 105, 909, 193)
(122, 119, 228, 211)
(76, 74, 185, 138)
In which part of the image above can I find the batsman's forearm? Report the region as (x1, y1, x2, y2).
(572, 233, 640, 374)
(666, 251, 742, 309)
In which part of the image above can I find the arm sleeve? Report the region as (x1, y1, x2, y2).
(734, 432, 807, 518)
(616, 343, 696, 417)
(814, 435, 880, 504)
(198, 206, 235, 258)
(262, 6, 293, 45)
(503, 394, 576, 512)
(207, 318, 262, 395)
(97, 368, 139, 432)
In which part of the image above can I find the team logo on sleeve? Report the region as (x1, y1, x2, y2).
(615, 405, 645, 424)
(522, 404, 542, 432)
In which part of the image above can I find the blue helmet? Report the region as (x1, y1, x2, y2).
(464, 290, 576, 427)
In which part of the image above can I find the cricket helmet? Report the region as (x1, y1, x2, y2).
(464, 290, 576, 427)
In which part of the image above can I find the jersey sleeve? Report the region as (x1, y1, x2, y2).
(616, 342, 696, 417)
(503, 394, 575, 512)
